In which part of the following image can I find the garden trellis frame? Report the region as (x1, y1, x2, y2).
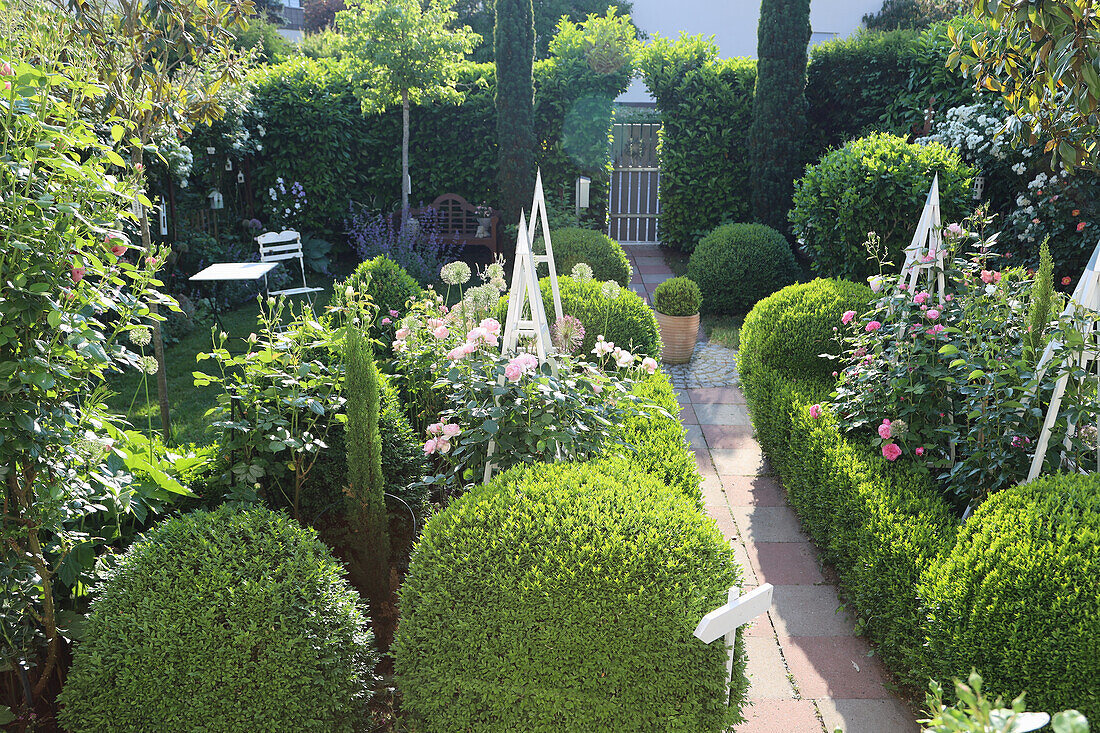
(898, 174, 947, 301)
(1026, 239, 1100, 482)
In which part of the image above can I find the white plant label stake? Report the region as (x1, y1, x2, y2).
(528, 167, 564, 321)
(694, 583, 774, 704)
(484, 211, 557, 483)
(1026, 239, 1100, 482)
(898, 174, 946, 302)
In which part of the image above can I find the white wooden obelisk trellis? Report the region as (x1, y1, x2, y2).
(898, 174, 947, 301)
(694, 583, 774, 703)
(528, 168, 564, 321)
(1026, 240, 1100, 482)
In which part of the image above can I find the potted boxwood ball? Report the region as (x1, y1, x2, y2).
(652, 276, 702, 364)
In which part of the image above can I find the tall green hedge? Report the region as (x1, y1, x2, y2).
(246, 17, 631, 232)
(640, 36, 757, 251)
(750, 0, 811, 235)
(495, 0, 537, 226)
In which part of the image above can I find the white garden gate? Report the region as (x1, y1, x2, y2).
(608, 122, 660, 243)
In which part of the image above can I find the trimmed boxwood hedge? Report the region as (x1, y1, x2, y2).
(922, 474, 1100, 718)
(687, 223, 800, 315)
(332, 255, 423, 322)
(739, 287, 1100, 716)
(539, 226, 633, 286)
(394, 461, 745, 732)
(738, 278, 874, 383)
(59, 506, 376, 732)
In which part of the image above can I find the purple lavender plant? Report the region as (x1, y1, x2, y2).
(345, 204, 458, 287)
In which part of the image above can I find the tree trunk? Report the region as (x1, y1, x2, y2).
(132, 144, 171, 442)
(401, 91, 410, 223)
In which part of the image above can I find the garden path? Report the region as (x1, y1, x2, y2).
(622, 243, 920, 733)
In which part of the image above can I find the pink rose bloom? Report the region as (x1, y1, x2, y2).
(71, 267, 86, 284)
(865, 321, 882, 332)
(516, 353, 538, 371)
(946, 223, 963, 238)
(641, 357, 658, 374)
(504, 363, 522, 382)
(809, 404, 822, 419)
(389, 309, 399, 317)
(1078, 221, 1088, 232)
(881, 443, 902, 461)
(111, 244, 127, 258)
(432, 325, 450, 339)
(993, 271, 1002, 283)
(480, 317, 501, 336)
(446, 345, 470, 360)
(423, 438, 438, 455)
(915, 447, 925, 456)
(441, 423, 461, 439)
(841, 310, 856, 325)
(945, 294, 953, 301)
(980, 270, 994, 284)
(437, 439, 451, 454)
(926, 309, 940, 320)
(381, 317, 391, 325)
(467, 326, 488, 343)
(927, 324, 946, 335)
(427, 422, 443, 437)
(898, 283, 908, 291)
(395, 327, 410, 340)
(428, 318, 444, 330)
(921, 253, 935, 263)
(1, 62, 12, 76)
(440, 305, 449, 315)
(913, 292, 929, 305)
(392, 339, 407, 353)
(878, 420, 892, 440)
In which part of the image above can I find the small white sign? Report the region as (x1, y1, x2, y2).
(694, 584, 774, 704)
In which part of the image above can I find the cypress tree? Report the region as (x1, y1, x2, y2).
(495, 0, 536, 251)
(750, 0, 811, 236)
(344, 313, 389, 623)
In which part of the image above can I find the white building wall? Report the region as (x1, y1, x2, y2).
(620, 0, 883, 102)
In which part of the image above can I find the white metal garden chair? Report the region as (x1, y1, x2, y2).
(255, 230, 323, 304)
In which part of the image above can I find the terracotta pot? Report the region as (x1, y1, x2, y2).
(655, 310, 699, 364)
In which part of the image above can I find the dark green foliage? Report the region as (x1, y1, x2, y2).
(738, 316, 957, 685)
(537, 274, 661, 358)
(58, 506, 376, 732)
(687, 223, 800, 315)
(344, 317, 390, 613)
(738, 279, 874, 382)
(495, 0, 537, 230)
(232, 13, 294, 63)
(540, 226, 632, 285)
(652, 276, 702, 317)
(639, 37, 757, 251)
(806, 30, 922, 151)
(921, 474, 1100, 720)
(394, 461, 744, 732)
(750, 0, 811, 235)
(247, 22, 629, 232)
(295, 377, 427, 523)
(790, 133, 974, 280)
(863, 0, 969, 32)
(332, 255, 424, 320)
(609, 371, 701, 501)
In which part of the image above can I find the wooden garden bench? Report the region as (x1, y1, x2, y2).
(403, 193, 500, 254)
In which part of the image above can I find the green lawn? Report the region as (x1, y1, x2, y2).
(701, 314, 742, 350)
(106, 287, 336, 447)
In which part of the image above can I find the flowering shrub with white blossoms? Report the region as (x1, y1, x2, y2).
(827, 215, 1100, 507)
(918, 102, 1098, 281)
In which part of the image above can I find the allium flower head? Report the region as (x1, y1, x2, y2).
(571, 263, 594, 283)
(551, 314, 586, 354)
(441, 261, 472, 285)
(140, 356, 159, 375)
(600, 281, 620, 300)
(129, 327, 152, 347)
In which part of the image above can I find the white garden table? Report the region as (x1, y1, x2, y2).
(189, 262, 279, 330)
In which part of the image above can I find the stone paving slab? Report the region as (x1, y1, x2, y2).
(782, 636, 892, 699)
(722, 475, 786, 506)
(689, 387, 747, 404)
(769, 586, 857, 638)
(736, 699, 822, 733)
(730, 506, 809, 544)
(694, 403, 753, 426)
(744, 636, 797, 699)
(815, 698, 921, 733)
(745, 542, 826, 586)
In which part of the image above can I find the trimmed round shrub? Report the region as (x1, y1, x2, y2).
(687, 223, 800, 315)
(332, 254, 422, 319)
(739, 278, 874, 385)
(539, 226, 633, 286)
(59, 506, 376, 733)
(394, 462, 745, 732)
(790, 132, 974, 281)
(920, 474, 1100, 720)
(496, 275, 661, 359)
(652, 275, 702, 316)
